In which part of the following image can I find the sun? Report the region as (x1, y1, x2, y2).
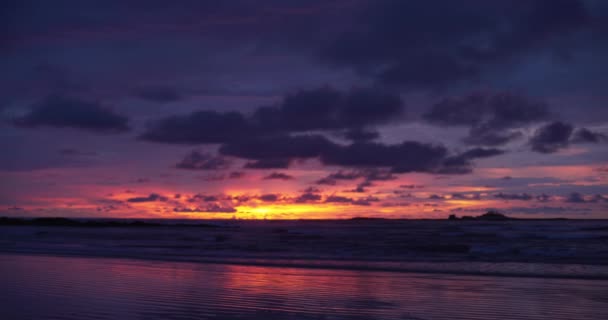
(234, 204, 344, 219)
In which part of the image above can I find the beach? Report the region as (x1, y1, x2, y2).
(1, 253, 607, 320)
(1, 219, 608, 319)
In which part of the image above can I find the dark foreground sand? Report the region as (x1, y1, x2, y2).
(1, 254, 607, 320)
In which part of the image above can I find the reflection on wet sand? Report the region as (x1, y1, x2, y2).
(1, 254, 607, 320)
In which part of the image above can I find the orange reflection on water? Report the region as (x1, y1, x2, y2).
(4, 255, 606, 320)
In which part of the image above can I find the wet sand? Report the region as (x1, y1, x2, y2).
(1, 254, 607, 320)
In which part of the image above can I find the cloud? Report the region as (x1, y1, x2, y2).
(494, 193, 534, 201)
(321, 140, 448, 173)
(400, 184, 424, 189)
(259, 194, 279, 202)
(174, 204, 236, 213)
(222, 134, 503, 174)
(590, 194, 608, 203)
(263, 172, 294, 180)
(463, 130, 524, 147)
(221, 134, 332, 161)
(322, 0, 590, 88)
(529, 121, 574, 153)
(340, 128, 380, 142)
(529, 122, 607, 153)
(244, 159, 291, 169)
(565, 192, 585, 203)
(140, 86, 404, 145)
(565, 192, 608, 203)
(325, 195, 379, 206)
(325, 195, 353, 203)
(198, 171, 245, 181)
(450, 193, 482, 200)
(316, 170, 364, 185)
(302, 187, 321, 193)
(536, 194, 552, 202)
(571, 128, 607, 143)
(141, 88, 508, 175)
(140, 110, 250, 144)
(176, 151, 231, 170)
(316, 169, 395, 190)
(59, 148, 97, 157)
(436, 147, 505, 174)
(188, 194, 220, 203)
(295, 192, 322, 203)
(229, 171, 245, 179)
(251, 86, 404, 132)
(350, 180, 373, 193)
(424, 92, 549, 146)
(13, 95, 129, 133)
(460, 147, 506, 159)
(127, 193, 168, 203)
(136, 86, 181, 103)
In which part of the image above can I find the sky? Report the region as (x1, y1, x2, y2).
(1, 0, 607, 219)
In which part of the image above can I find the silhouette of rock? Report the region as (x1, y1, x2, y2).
(448, 211, 513, 221)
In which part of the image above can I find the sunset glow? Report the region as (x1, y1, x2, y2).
(1, 0, 607, 220)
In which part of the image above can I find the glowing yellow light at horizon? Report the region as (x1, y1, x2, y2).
(235, 203, 348, 219)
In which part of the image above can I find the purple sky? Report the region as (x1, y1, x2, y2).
(1, 0, 607, 219)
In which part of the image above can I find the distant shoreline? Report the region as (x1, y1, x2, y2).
(2, 216, 606, 228)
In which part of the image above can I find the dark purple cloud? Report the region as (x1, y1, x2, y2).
(340, 128, 380, 142)
(494, 193, 534, 201)
(424, 92, 549, 146)
(566, 192, 608, 203)
(188, 194, 219, 203)
(176, 151, 231, 170)
(324, 195, 377, 206)
(263, 172, 294, 180)
(435, 147, 505, 174)
(140, 86, 403, 145)
(529, 122, 606, 153)
(221, 133, 502, 175)
(322, 0, 590, 88)
(321, 141, 448, 173)
(316, 170, 364, 185)
(221, 134, 331, 161)
(316, 168, 395, 186)
(174, 204, 236, 213)
(536, 194, 552, 202)
(127, 193, 168, 203)
(252, 86, 404, 132)
(400, 184, 424, 189)
(350, 180, 373, 193)
(571, 128, 607, 143)
(529, 121, 574, 153)
(59, 148, 97, 157)
(460, 148, 506, 159)
(245, 159, 291, 169)
(295, 192, 322, 203)
(136, 86, 181, 103)
(259, 194, 279, 202)
(13, 95, 129, 133)
(140, 110, 250, 144)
